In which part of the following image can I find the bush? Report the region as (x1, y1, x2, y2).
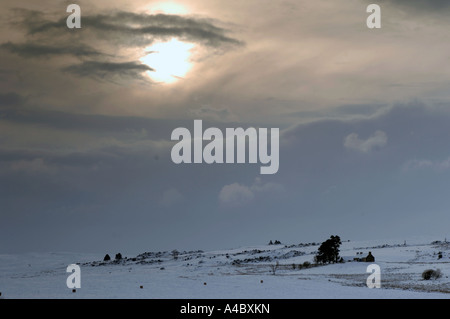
(171, 249, 179, 260)
(302, 261, 311, 268)
(422, 269, 442, 280)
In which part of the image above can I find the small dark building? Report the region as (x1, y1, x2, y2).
(366, 251, 375, 262)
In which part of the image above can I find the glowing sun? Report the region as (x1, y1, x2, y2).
(140, 38, 194, 84)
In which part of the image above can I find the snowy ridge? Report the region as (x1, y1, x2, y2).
(0, 237, 449, 298)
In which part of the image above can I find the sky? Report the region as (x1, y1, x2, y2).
(1, 0, 450, 254)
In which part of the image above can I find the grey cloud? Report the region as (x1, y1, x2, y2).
(0, 41, 104, 58)
(159, 188, 185, 207)
(190, 106, 231, 121)
(285, 104, 389, 122)
(0, 92, 25, 108)
(62, 61, 154, 81)
(403, 157, 450, 172)
(218, 178, 284, 207)
(88, 12, 241, 47)
(0, 104, 186, 138)
(9, 158, 56, 175)
(370, 0, 450, 12)
(19, 10, 241, 48)
(344, 130, 388, 153)
(281, 102, 450, 182)
(0, 147, 124, 173)
(5, 9, 241, 82)
(4, 100, 450, 252)
(218, 182, 255, 206)
(0, 99, 257, 140)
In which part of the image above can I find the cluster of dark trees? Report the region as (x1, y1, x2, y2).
(314, 235, 343, 264)
(103, 253, 122, 261)
(268, 240, 281, 245)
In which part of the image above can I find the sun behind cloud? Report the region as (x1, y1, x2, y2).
(140, 38, 195, 83)
(147, 1, 189, 15)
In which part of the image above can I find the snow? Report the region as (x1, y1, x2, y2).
(0, 237, 449, 299)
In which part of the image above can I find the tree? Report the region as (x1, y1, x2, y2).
(103, 254, 111, 261)
(115, 253, 122, 260)
(171, 249, 179, 260)
(270, 261, 279, 275)
(315, 235, 342, 264)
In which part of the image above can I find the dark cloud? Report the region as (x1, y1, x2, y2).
(3, 1, 450, 255)
(17, 10, 241, 48)
(285, 103, 388, 121)
(0, 97, 215, 145)
(370, 0, 450, 12)
(0, 147, 127, 170)
(4, 9, 241, 81)
(0, 41, 104, 58)
(84, 12, 241, 47)
(2, 99, 450, 252)
(62, 61, 154, 81)
(0, 92, 25, 108)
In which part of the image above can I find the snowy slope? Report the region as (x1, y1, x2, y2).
(0, 237, 449, 299)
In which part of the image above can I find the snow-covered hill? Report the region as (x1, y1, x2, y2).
(1, 237, 449, 298)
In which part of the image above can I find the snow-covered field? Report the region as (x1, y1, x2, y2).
(1, 237, 449, 299)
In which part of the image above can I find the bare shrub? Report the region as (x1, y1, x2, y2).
(270, 261, 279, 275)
